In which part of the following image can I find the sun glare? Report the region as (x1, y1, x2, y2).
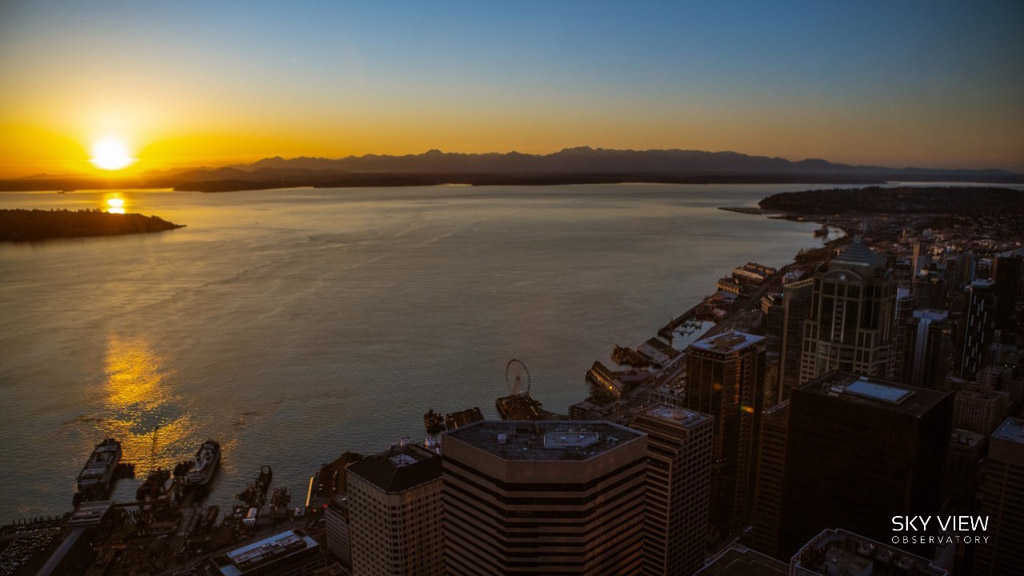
(90, 137, 136, 171)
(106, 195, 126, 214)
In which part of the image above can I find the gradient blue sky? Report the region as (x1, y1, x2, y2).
(1, 0, 1022, 175)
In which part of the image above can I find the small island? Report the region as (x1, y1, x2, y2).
(0, 209, 184, 242)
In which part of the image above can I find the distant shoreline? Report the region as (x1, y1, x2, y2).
(4, 171, 1024, 194)
(0, 209, 185, 242)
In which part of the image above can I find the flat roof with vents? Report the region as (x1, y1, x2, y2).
(689, 330, 764, 355)
(843, 379, 913, 404)
(642, 404, 712, 428)
(803, 372, 949, 417)
(445, 421, 644, 461)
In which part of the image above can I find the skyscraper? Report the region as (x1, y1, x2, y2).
(632, 405, 713, 576)
(751, 400, 789, 559)
(973, 417, 1024, 576)
(899, 308, 952, 389)
(799, 239, 897, 384)
(993, 254, 1022, 332)
(442, 421, 647, 576)
(777, 278, 813, 405)
(685, 330, 765, 538)
(346, 443, 444, 576)
(959, 279, 997, 379)
(779, 372, 952, 559)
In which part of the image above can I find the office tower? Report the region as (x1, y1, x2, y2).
(632, 405, 713, 576)
(799, 239, 898, 385)
(790, 529, 946, 576)
(685, 330, 766, 538)
(944, 429, 984, 509)
(892, 288, 917, 382)
(210, 530, 326, 576)
(751, 401, 789, 559)
(915, 267, 948, 309)
(346, 444, 443, 576)
(974, 418, 1024, 576)
(959, 279, 997, 379)
(953, 381, 1010, 436)
(993, 254, 1022, 332)
(779, 372, 952, 558)
(899, 309, 952, 389)
(442, 421, 647, 576)
(777, 278, 813, 405)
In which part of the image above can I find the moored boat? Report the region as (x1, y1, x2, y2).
(76, 438, 122, 499)
(185, 440, 221, 485)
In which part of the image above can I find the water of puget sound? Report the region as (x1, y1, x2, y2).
(1, 183, 847, 521)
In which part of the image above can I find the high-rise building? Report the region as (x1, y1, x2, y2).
(993, 254, 1022, 332)
(915, 267, 949, 309)
(685, 330, 765, 538)
(790, 529, 946, 576)
(442, 421, 647, 576)
(346, 444, 444, 576)
(751, 401, 789, 559)
(891, 288, 917, 383)
(944, 428, 984, 509)
(953, 381, 1010, 436)
(777, 278, 813, 405)
(799, 239, 898, 384)
(973, 417, 1024, 576)
(899, 308, 952, 389)
(959, 279, 997, 379)
(325, 495, 352, 567)
(779, 372, 952, 558)
(632, 405, 713, 576)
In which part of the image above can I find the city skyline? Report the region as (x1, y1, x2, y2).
(2, 1, 1023, 177)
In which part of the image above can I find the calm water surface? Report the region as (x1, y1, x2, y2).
(0, 184, 832, 521)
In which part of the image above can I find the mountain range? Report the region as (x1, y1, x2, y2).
(4, 147, 1022, 192)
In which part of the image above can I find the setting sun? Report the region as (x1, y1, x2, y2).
(90, 137, 136, 171)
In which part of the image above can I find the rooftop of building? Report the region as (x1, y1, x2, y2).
(913, 308, 949, 321)
(831, 237, 886, 270)
(346, 443, 441, 493)
(638, 404, 712, 429)
(992, 418, 1024, 445)
(792, 529, 946, 576)
(689, 330, 764, 355)
(444, 420, 644, 462)
(213, 530, 318, 576)
(66, 500, 115, 528)
(696, 545, 788, 576)
(950, 428, 985, 449)
(957, 382, 1008, 400)
(799, 372, 949, 417)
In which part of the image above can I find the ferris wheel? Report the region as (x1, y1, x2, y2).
(505, 359, 531, 396)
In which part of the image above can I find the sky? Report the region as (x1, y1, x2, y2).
(0, 0, 1022, 176)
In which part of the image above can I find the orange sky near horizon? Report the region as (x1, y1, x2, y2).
(1, 2, 1022, 178)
